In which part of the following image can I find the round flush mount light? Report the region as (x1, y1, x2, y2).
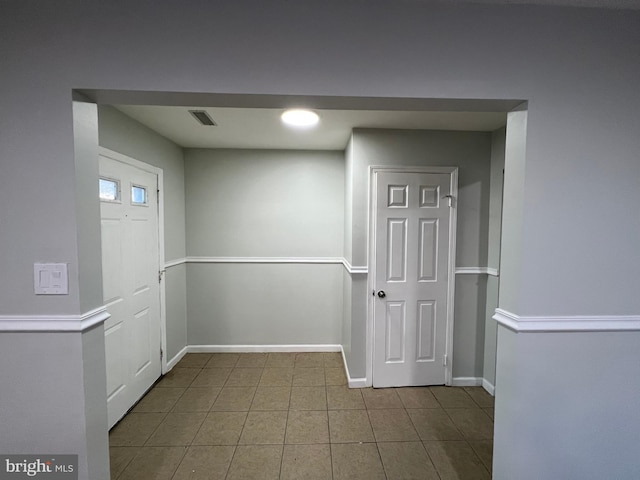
(281, 109, 319, 128)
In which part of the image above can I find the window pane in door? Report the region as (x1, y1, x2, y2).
(99, 178, 119, 201)
(131, 185, 147, 205)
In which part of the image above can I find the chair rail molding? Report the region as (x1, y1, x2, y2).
(493, 308, 640, 333)
(0, 306, 110, 332)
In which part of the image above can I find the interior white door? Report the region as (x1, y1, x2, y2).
(99, 154, 162, 428)
(373, 169, 456, 388)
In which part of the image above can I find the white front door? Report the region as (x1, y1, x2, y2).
(372, 168, 457, 388)
(99, 154, 162, 428)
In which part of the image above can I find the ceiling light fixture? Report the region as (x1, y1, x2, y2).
(281, 109, 319, 128)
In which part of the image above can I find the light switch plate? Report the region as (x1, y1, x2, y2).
(34, 263, 69, 295)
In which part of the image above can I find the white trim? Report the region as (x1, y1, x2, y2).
(452, 377, 483, 387)
(99, 147, 168, 374)
(493, 308, 640, 333)
(186, 256, 344, 265)
(455, 267, 499, 277)
(0, 306, 110, 332)
(165, 257, 187, 269)
(166, 346, 188, 370)
(340, 346, 368, 388)
(368, 166, 458, 388)
(187, 344, 342, 353)
(165, 256, 369, 274)
(482, 378, 496, 396)
(342, 258, 368, 274)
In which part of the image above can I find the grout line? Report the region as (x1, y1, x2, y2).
(278, 382, 294, 479)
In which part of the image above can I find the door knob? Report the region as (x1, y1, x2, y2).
(377, 290, 386, 298)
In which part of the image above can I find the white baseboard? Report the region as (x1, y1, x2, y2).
(166, 346, 188, 371)
(452, 377, 483, 387)
(482, 378, 495, 396)
(340, 346, 368, 388)
(187, 344, 342, 353)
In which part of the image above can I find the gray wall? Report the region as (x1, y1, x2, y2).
(494, 327, 640, 479)
(483, 127, 506, 389)
(184, 149, 344, 346)
(2, 1, 640, 477)
(98, 105, 188, 361)
(345, 128, 494, 379)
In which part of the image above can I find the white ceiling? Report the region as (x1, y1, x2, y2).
(115, 105, 508, 150)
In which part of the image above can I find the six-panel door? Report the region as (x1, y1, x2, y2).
(373, 171, 453, 388)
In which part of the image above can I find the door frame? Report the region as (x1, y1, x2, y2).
(367, 165, 458, 387)
(99, 146, 169, 375)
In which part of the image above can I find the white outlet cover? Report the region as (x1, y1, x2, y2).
(34, 263, 69, 295)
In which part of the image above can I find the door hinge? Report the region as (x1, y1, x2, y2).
(160, 347, 164, 361)
(443, 354, 448, 366)
(159, 269, 166, 283)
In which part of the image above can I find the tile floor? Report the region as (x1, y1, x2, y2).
(109, 352, 494, 479)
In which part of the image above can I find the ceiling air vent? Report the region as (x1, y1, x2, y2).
(189, 110, 216, 126)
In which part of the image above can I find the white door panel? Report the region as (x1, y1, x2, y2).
(373, 169, 456, 388)
(100, 155, 161, 429)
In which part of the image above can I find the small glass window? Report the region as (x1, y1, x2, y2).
(131, 185, 147, 205)
(99, 178, 119, 201)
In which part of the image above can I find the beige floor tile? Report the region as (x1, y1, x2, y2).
(118, 446, 186, 480)
(407, 408, 463, 441)
(176, 353, 211, 368)
(331, 443, 386, 480)
(146, 412, 207, 446)
(171, 386, 221, 412)
(132, 387, 185, 413)
(205, 353, 240, 368)
(483, 408, 494, 420)
(327, 386, 365, 409)
(226, 445, 283, 480)
(423, 440, 490, 480)
(328, 409, 375, 443)
(323, 352, 343, 367)
(324, 367, 347, 386)
(238, 410, 288, 444)
(250, 386, 291, 411)
(109, 412, 166, 446)
(446, 409, 494, 440)
(431, 386, 478, 408)
(109, 446, 139, 479)
(292, 367, 325, 386)
(225, 368, 263, 387)
(155, 367, 200, 388)
(396, 387, 440, 408)
(469, 439, 493, 473)
(191, 367, 232, 387)
(285, 410, 329, 444)
(362, 388, 403, 409)
(290, 386, 327, 410)
(464, 387, 495, 408)
(192, 411, 247, 445)
(294, 352, 325, 368)
(378, 441, 440, 480)
(368, 408, 419, 441)
(265, 352, 296, 367)
(281, 444, 332, 480)
(172, 445, 235, 480)
(260, 367, 294, 386)
(236, 353, 268, 368)
(212, 387, 256, 411)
